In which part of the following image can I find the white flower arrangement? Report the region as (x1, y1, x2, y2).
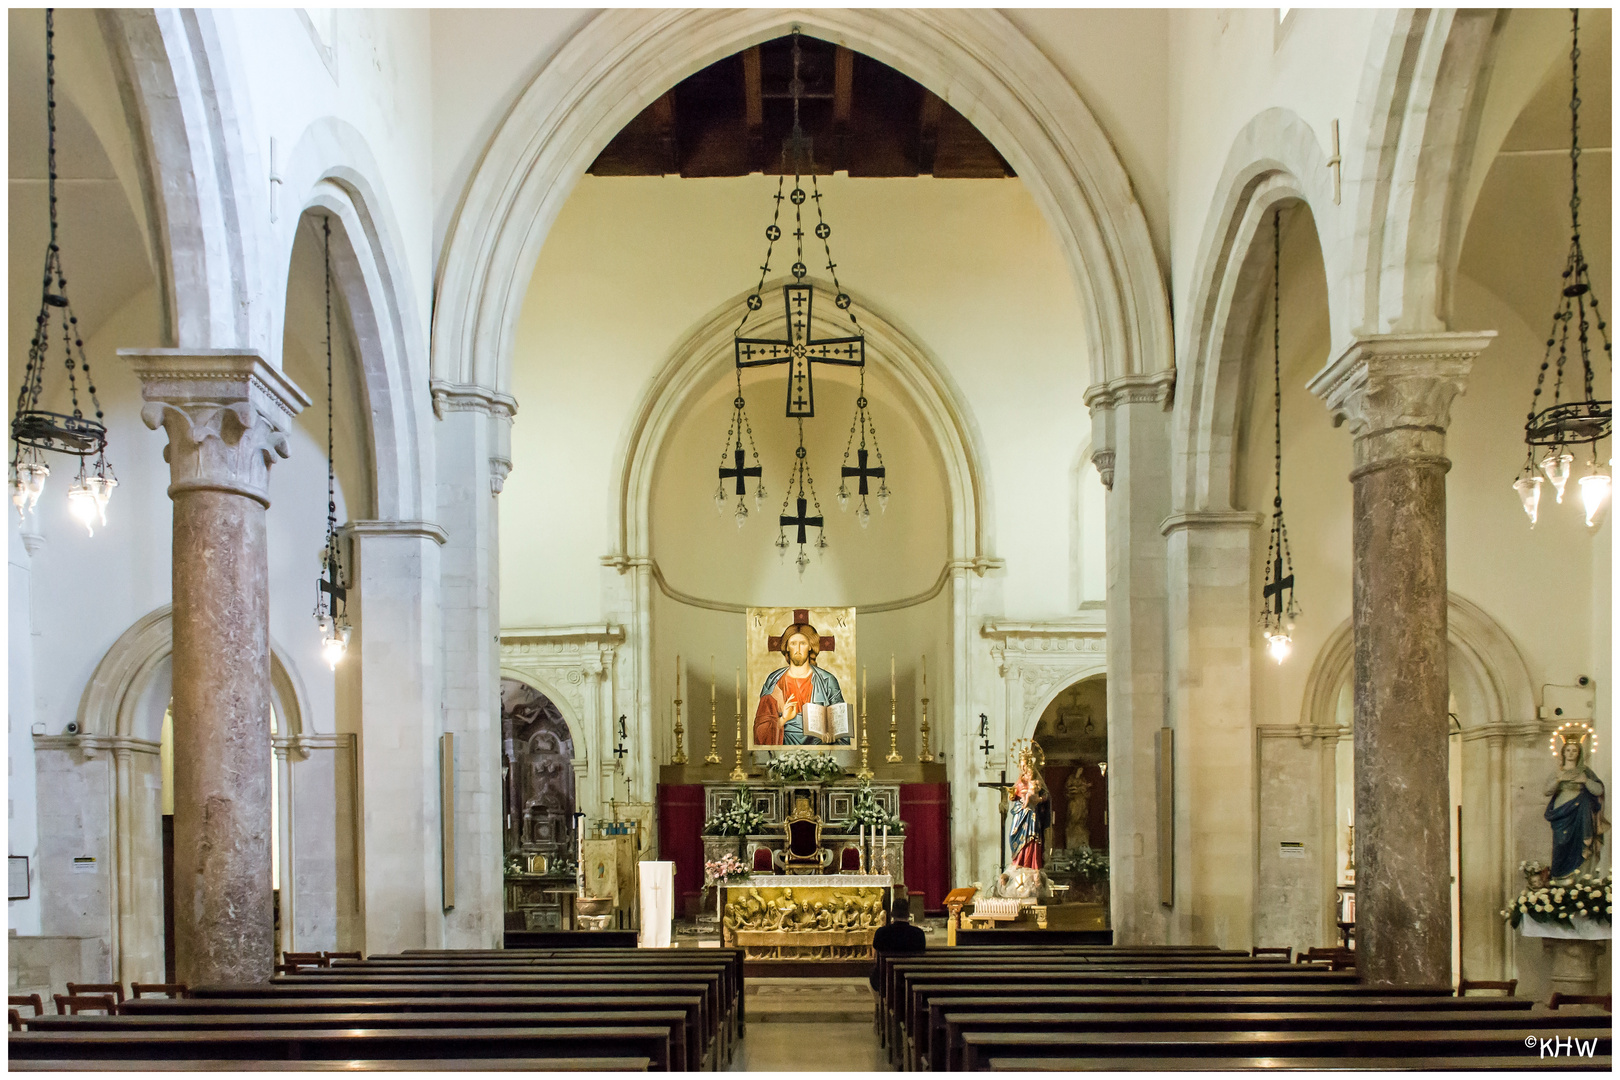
(765, 747, 845, 782)
(1502, 868, 1612, 929)
(702, 791, 770, 836)
(837, 777, 903, 832)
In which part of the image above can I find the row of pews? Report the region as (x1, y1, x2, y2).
(876, 944, 1613, 1071)
(9, 946, 746, 1071)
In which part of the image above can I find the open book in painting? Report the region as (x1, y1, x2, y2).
(802, 701, 852, 745)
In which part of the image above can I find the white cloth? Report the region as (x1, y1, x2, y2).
(739, 874, 891, 888)
(1519, 915, 1612, 940)
(638, 860, 675, 948)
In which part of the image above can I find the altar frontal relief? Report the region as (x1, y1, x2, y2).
(747, 606, 856, 748)
(724, 884, 887, 959)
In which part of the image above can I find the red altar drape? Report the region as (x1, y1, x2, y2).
(900, 782, 950, 912)
(656, 784, 707, 917)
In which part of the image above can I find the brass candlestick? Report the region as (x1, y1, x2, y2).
(856, 666, 874, 779)
(705, 656, 721, 764)
(671, 655, 687, 764)
(886, 656, 902, 763)
(729, 666, 749, 781)
(918, 655, 934, 762)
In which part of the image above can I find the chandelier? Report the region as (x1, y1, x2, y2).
(312, 218, 351, 668)
(1261, 210, 1299, 663)
(1514, 9, 1612, 531)
(10, 8, 118, 535)
(719, 30, 891, 576)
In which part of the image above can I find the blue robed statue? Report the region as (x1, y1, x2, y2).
(1544, 734, 1608, 882)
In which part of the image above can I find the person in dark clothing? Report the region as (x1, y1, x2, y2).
(869, 896, 927, 991)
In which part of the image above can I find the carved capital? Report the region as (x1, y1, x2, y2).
(1091, 449, 1116, 491)
(122, 351, 310, 506)
(1307, 333, 1494, 471)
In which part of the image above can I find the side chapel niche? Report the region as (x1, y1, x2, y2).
(1033, 677, 1109, 904)
(501, 679, 577, 868)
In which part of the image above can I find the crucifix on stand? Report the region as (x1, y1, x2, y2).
(737, 283, 864, 418)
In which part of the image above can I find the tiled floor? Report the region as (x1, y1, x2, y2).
(732, 977, 891, 1071)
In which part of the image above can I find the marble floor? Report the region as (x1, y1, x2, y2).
(730, 978, 891, 1072)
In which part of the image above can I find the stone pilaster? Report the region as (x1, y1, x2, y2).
(431, 383, 514, 949)
(123, 349, 309, 985)
(1162, 510, 1261, 948)
(343, 519, 447, 954)
(1085, 370, 1174, 942)
(1307, 331, 1492, 987)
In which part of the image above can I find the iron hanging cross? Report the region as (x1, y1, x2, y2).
(614, 715, 628, 762)
(736, 283, 864, 418)
(1263, 551, 1293, 615)
(841, 447, 885, 495)
(781, 496, 823, 545)
(719, 445, 762, 494)
(319, 550, 347, 609)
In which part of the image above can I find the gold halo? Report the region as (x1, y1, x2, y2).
(1549, 721, 1598, 760)
(1011, 738, 1045, 771)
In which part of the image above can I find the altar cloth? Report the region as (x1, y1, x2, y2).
(738, 874, 892, 888)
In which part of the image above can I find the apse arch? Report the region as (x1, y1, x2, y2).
(497, 668, 592, 771)
(1173, 108, 1340, 516)
(432, 8, 1172, 401)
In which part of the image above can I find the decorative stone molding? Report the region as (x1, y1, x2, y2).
(1158, 510, 1263, 536)
(342, 519, 449, 546)
(982, 616, 1108, 746)
(429, 381, 517, 420)
(1083, 370, 1177, 412)
(1090, 449, 1116, 491)
(122, 350, 311, 506)
(32, 734, 161, 762)
(1306, 332, 1494, 471)
(500, 624, 625, 747)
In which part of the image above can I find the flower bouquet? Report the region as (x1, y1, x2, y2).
(1502, 862, 1612, 929)
(765, 747, 845, 782)
(702, 791, 770, 836)
(704, 852, 753, 887)
(837, 777, 904, 833)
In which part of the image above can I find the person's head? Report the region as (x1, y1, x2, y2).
(890, 898, 910, 923)
(780, 623, 820, 666)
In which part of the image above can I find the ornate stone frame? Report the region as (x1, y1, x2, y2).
(982, 616, 1109, 760)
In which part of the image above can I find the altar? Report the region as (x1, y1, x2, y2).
(720, 874, 893, 959)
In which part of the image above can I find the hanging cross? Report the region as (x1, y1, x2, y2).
(780, 498, 823, 545)
(841, 447, 885, 495)
(718, 446, 762, 494)
(319, 555, 347, 609)
(1263, 554, 1294, 615)
(737, 283, 863, 418)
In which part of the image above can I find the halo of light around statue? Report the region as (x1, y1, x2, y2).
(1549, 720, 1598, 760)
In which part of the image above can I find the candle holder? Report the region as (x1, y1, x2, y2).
(671, 694, 687, 765)
(856, 709, 874, 780)
(918, 693, 934, 762)
(729, 708, 748, 781)
(886, 696, 902, 764)
(705, 696, 721, 764)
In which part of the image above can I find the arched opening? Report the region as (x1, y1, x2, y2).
(1033, 675, 1110, 929)
(501, 678, 579, 932)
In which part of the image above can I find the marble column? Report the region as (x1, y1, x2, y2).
(123, 349, 309, 985)
(1085, 370, 1174, 943)
(1308, 331, 1492, 987)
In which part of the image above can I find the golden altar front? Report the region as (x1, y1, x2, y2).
(720, 875, 892, 960)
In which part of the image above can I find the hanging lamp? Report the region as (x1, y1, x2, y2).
(1515, 9, 1612, 531)
(10, 8, 118, 535)
(312, 217, 351, 668)
(1261, 210, 1300, 663)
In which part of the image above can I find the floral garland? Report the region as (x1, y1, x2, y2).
(702, 790, 770, 836)
(1502, 862, 1612, 929)
(703, 853, 753, 886)
(765, 747, 845, 782)
(838, 778, 904, 833)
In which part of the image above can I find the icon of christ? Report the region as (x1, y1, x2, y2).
(753, 614, 850, 746)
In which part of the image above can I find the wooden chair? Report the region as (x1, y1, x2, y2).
(281, 951, 329, 969)
(66, 981, 125, 1003)
(8, 1008, 22, 1031)
(52, 994, 116, 1016)
(1548, 992, 1612, 1011)
(9, 994, 45, 1017)
(324, 951, 362, 964)
(840, 844, 862, 872)
(1457, 978, 1517, 997)
(751, 846, 774, 873)
(774, 795, 832, 874)
(131, 983, 188, 999)
(1250, 946, 1292, 962)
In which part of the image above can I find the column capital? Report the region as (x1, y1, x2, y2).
(121, 350, 311, 506)
(1159, 509, 1263, 536)
(342, 519, 450, 546)
(1308, 332, 1493, 469)
(1083, 369, 1176, 413)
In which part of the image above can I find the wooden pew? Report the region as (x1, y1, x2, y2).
(956, 1027, 1612, 1071)
(985, 1054, 1611, 1072)
(938, 1007, 1613, 1072)
(10, 1025, 677, 1071)
(25, 1009, 696, 1072)
(9, 1056, 653, 1071)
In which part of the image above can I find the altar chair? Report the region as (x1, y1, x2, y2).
(752, 845, 775, 873)
(773, 796, 833, 874)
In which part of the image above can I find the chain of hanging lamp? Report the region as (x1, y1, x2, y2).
(718, 30, 889, 577)
(1261, 209, 1299, 663)
(314, 217, 351, 668)
(10, 7, 118, 535)
(1513, 8, 1612, 531)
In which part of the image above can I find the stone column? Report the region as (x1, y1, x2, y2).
(1085, 371, 1174, 943)
(1308, 331, 1492, 987)
(432, 385, 514, 949)
(124, 349, 309, 985)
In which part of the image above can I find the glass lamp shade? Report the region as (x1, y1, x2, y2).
(66, 478, 99, 536)
(12, 460, 49, 519)
(1541, 449, 1574, 503)
(1578, 465, 1611, 529)
(835, 484, 849, 510)
(733, 500, 749, 529)
(1513, 473, 1543, 526)
(754, 483, 766, 511)
(1265, 630, 1293, 664)
(856, 501, 871, 528)
(713, 486, 727, 514)
(86, 474, 116, 526)
(877, 485, 890, 513)
(321, 617, 352, 669)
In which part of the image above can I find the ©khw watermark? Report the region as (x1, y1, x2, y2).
(1528, 1035, 1601, 1059)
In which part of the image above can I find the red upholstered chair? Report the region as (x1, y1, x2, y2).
(840, 845, 861, 872)
(752, 846, 774, 873)
(774, 795, 833, 874)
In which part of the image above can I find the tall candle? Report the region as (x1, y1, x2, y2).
(675, 655, 681, 698)
(921, 654, 927, 691)
(891, 654, 896, 700)
(710, 655, 715, 703)
(735, 666, 741, 714)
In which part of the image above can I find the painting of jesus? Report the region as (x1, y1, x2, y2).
(747, 607, 856, 748)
